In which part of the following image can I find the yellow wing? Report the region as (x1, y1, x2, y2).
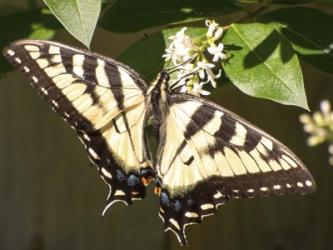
(4, 40, 154, 209)
(155, 94, 316, 245)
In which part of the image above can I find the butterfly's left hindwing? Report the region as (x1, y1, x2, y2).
(155, 94, 316, 246)
(3, 40, 154, 208)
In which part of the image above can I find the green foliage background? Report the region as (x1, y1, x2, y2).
(0, 0, 333, 250)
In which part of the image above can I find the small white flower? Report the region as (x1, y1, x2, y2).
(313, 111, 324, 126)
(174, 76, 192, 90)
(163, 27, 196, 65)
(188, 82, 210, 96)
(179, 63, 196, 75)
(162, 48, 174, 61)
(169, 27, 187, 44)
(207, 43, 226, 62)
(162, 19, 226, 96)
(328, 144, 333, 154)
(304, 124, 316, 133)
(205, 20, 220, 38)
(196, 60, 215, 79)
(213, 27, 223, 41)
(320, 100, 331, 114)
(180, 84, 188, 93)
(299, 114, 312, 124)
(174, 63, 195, 85)
(205, 20, 223, 41)
(328, 143, 333, 166)
(329, 156, 333, 166)
(307, 135, 325, 146)
(205, 68, 222, 88)
(300, 99, 333, 166)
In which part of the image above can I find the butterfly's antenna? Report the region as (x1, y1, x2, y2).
(169, 69, 200, 90)
(165, 57, 197, 74)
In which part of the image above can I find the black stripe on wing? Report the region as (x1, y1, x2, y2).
(156, 178, 228, 246)
(77, 129, 155, 207)
(4, 43, 94, 131)
(3, 40, 155, 208)
(155, 93, 316, 246)
(171, 94, 316, 198)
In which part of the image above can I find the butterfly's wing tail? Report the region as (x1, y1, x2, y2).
(154, 93, 315, 245)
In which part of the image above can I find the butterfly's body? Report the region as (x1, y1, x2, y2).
(3, 40, 316, 246)
(150, 71, 170, 115)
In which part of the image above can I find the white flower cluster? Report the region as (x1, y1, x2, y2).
(162, 20, 226, 96)
(299, 100, 333, 165)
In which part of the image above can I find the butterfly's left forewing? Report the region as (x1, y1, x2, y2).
(156, 93, 315, 245)
(3, 40, 154, 207)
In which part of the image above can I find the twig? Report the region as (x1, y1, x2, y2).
(99, 0, 118, 20)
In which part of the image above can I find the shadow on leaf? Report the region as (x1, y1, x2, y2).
(243, 29, 294, 68)
(258, 7, 333, 74)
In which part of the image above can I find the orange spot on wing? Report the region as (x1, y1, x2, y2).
(154, 186, 161, 196)
(141, 176, 153, 186)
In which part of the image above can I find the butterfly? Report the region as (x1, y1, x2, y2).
(3, 40, 316, 246)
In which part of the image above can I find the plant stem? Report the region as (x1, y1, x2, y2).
(99, 0, 118, 20)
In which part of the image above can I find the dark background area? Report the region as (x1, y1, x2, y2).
(0, 1, 333, 250)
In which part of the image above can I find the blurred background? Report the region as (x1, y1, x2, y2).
(0, 0, 333, 250)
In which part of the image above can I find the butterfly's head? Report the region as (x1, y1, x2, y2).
(153, 70, 170, 92)
(159, 70, 170, 82)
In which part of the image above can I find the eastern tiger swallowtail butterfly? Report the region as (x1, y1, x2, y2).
(3, 40, 316, 246)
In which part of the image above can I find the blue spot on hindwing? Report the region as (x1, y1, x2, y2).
(127, 175, 140, 186)
(173, 200, 182, 213)
(161, 192, 171, 207)
(115, 170, 126, 182)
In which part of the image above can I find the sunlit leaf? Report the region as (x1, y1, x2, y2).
(42, 0, 101, 48)
(223, 23, 308, 110)
(259, 7, 333, 74)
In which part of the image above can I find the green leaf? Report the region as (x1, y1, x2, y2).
(223, 23, 308, 110)
(42, 0, 101, 48)
(258, 7, 333, 74)
(119, 24, 308, 109)
(100, 0, 240, 33)
(0, 10, 60, 78)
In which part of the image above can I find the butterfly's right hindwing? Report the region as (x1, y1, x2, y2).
(155, 93, 315, 245)
(3, 40, 154, 208)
